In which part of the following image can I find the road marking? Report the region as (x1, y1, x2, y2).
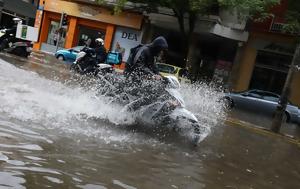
(225, 118, 300, 146)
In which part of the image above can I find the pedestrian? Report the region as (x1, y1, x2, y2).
(53, 30, 58, 46)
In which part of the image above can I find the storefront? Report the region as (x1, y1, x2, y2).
(233, 32, 300, 106)
(249, 49, 292, 94)
(33, 0, 144, 54)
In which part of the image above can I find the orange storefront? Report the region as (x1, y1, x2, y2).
(33, 0, 143, 54)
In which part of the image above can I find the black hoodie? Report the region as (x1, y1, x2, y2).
(127, 36, 168, 77)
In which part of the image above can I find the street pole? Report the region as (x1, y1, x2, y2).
(55, 12, 64, 52)
(271, 43, 300, 133)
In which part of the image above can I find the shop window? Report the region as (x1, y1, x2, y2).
(250, 50, 292, 94)
(77, 25, 105, 48)
(46, 21, 66, 48)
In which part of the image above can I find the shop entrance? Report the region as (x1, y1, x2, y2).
(250, 50, 292, 94)
(41, 20, 67, 53)
(77, 25, 105, 48)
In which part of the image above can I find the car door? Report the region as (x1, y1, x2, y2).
(68, 49, 79, 62)
(255, 91, 279, 116)
(232, 90, 262, 111)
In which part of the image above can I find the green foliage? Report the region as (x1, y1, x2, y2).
(283, 0, 300, 34)
(218, 0, 280, 21)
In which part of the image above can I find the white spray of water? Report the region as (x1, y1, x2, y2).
(0, 60, 138, 144)
(178, 82, 226, 141)
(0, 59, 226, 145)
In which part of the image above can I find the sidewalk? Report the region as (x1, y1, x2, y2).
(226, 117, 300, 146)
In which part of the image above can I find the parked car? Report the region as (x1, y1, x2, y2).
(55, 46, 84, 62)
(156, 63, 191, 84)
(224, 89, 300, 124)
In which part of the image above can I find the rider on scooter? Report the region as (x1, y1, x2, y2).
(94, 38, 107, 64)
(123, 36, 169, 111)
(124, 36, 168, 81)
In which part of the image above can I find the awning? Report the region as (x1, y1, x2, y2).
(211, 23, 249, 42)
(2, 0, 36, 18)
(148, 13, 249, 42)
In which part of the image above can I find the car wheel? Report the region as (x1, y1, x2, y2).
(57, 55, 65, 61)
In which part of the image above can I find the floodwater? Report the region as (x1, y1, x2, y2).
(0, 55, 300, 189)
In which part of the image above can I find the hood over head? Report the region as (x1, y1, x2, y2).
(147, 36, 168, 55)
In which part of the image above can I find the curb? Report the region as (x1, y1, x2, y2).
(225, 117, 300, 146)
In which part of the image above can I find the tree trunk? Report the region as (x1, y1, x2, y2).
(271, 43, 300, 133)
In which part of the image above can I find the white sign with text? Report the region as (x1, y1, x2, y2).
(16, 24, 39, 42)
(111, 26, 143, 62)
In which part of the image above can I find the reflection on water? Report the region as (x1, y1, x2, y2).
(0, 58, 299, 188)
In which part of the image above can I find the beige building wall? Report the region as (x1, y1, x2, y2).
(233, 32, 300, 106)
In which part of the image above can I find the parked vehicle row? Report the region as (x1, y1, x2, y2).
(224, 89, 300, 125)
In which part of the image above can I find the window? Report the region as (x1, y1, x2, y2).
(46, 21, 66, 47)
(157, 64, 176, 74)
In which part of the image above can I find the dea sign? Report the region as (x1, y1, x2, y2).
(111, 26, 142, 61)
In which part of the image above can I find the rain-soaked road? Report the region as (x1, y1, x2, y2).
(0, 52, 300, 189)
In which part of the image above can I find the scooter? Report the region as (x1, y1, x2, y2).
(96, 73, 204, 145)
(0, 28, 32, 58)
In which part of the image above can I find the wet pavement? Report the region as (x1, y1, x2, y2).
(0, 51, 299, 189)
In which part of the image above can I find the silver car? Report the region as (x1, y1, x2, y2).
(224, 89, 300, 124)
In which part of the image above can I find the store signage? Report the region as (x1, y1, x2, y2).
(121, 32, 138, 41)
(111, 27, 142, 61)
(122, 31, 138, 41)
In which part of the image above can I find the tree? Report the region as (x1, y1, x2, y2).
(96, 0, 280, 67)
(271, 0, 300, 133)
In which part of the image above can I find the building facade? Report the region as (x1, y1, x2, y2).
(231, 0, 300, 106)
(0, 0, 38, 28)
(33, 0, 144, 65)
(144, 7, 249, 86)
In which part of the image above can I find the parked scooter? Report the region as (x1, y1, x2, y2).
(0, 27, 32, 58)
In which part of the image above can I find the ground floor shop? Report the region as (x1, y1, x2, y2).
(188, 33, 238, 86)
(33, 0, 143, 62)
(145, 24, 239, 86)
(232, 32, 300, 106)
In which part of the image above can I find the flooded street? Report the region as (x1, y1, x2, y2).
(0, 54, 300, 189)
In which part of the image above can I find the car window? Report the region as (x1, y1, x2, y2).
(247, 92, 261, 98)
(72, 46, 83, 53)
(249, 91, 267, 98)
(157, 64, 176, 74)
(263, 95, 279, 102)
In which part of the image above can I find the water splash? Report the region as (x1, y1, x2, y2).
(180, 82, 226, 124)
(0, 59, 226, 145)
